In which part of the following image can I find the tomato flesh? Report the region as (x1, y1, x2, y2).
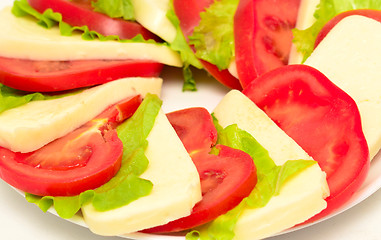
(166, 107, 217, 154)
(0, 95, 142, 196)
(315, 9, 381, 48)
(173, 0, 242, 90)
(243, 65, 370, 221)
(27, 0, 161, 41)
(234, 0, 301, 88)
(0, 57, 163, 92)
(144, 108, 257, 233)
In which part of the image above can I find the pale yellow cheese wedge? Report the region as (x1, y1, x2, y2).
(288, 0, 320, 64)
(0, 7, 182, 67)
(304, 15, 381, 159)
(0, 77, 162, 153)
(213, 90, 329, 240)
(81, 110, 202, 236)
(131, 0, 176, 43)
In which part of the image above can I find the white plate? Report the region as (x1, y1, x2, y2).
(1, 1, 381, 239)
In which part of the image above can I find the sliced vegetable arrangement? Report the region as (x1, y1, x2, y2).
(0, 0, 380, 239)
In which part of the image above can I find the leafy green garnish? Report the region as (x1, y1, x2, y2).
(0, 84, 80, 114)
(0, 84, 46, 114)
(166, 2, 203, 91)
(186, 118, 315, 240)
(188, 0, 239, 70)
(91, 0, 135, 21)
(26, 94, 162, 218)
(293, 0, 381, 62)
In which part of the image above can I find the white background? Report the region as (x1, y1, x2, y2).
(1, 0, 381, 239)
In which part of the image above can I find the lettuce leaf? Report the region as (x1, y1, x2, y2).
(91, 0, 135, 21)
(0, 84, 46, 114)
(186, 118, 316, 240)
(26, 94, 162, 219)
(188, 0, 239, 70)
(293, 0, 381, 62)
(0, 84, 79, 114)
(166, 3, 202, 91)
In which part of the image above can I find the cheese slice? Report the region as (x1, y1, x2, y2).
(82, 110, 202, 236)
(0, 7, 182, 67)
(0, 77, 162, 153)
(213, 90, 329, 240)
(305, 15, 381, 159)
(131, 0, 176, 43)
(288, 0, 320, 64)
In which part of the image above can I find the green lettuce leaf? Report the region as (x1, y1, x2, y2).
(166, 3, 203, 91)
(26, 94, 162, 219)
(12, 0, 156, 43)
(293, 0, 381, 62)
(0, 84, 79, 114)
(0, 84, 46, 114)
(91, 0, 135, 21)
(188, 0, 239, 70)
(187, 118, 316, 240)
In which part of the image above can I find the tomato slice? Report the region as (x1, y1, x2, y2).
(166, 107, 218, 154)
(315, 9, 381, 48)
(0, 95, 142, 196)
(144, 108, 257, 233)
(234, 0, 301, 88)
(27, 0, 161, 41)
(243, 65, 370, 221)
(173, 0, 242, 90)
(0, 57, 163, 92)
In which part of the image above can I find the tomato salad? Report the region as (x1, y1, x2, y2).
(0, 0, 379, 239)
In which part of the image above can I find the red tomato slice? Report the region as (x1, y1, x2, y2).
(315, 9, 381, 48)
(243, 65, 370, 221)
(173, 0, 242, 90)
(234, 0, 301, 88)
(143, 108, 257, 233)
(0, 57, 163, 92)
(27, 0, 161, 41)
(145, 145, 256, 233)
(0, 95, 142, 196)
(166, 107, 217, 155)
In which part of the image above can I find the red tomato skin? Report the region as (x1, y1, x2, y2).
(0, 96, 142, 196)
(173, 0, 242, 90)
(234, 0, 301, 88)
(27, 0, 160, 41)
(243, 64, 370, 221)
(144, 145, 257, 233)
(0, 57, 163, 92)
(315, 9, 381, 48)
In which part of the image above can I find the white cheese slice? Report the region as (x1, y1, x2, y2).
(81, 110, 202, 236)
(213, 90, 329, 240)
(0, 77, 162, 153)
(131, 0, 176, 43)
(304, 15, 381, 159)
(288, 0, 320, 64)
(0, 7, 182, 67)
